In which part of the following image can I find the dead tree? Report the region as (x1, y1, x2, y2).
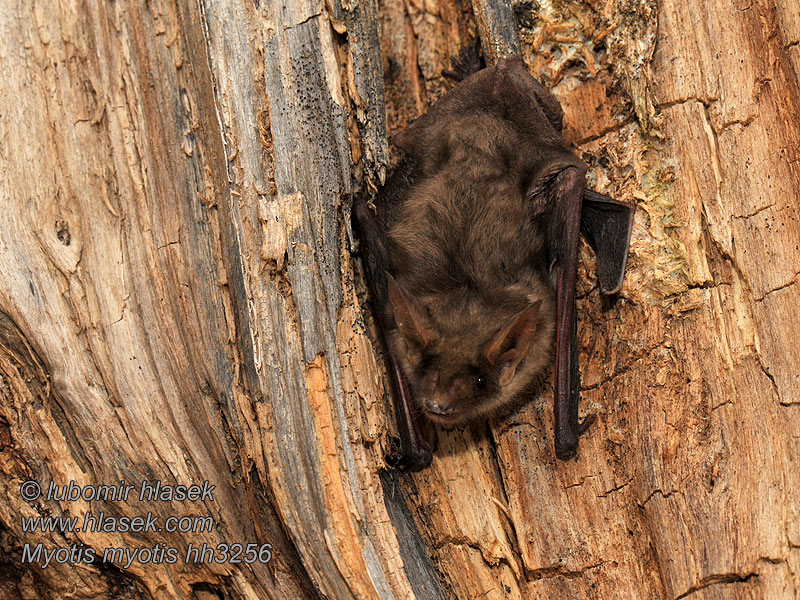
(0, 0, 798, 598)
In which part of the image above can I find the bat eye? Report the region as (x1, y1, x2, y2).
(475, 375, 486, 390)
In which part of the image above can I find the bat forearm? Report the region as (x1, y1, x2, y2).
(354, 196, 432, 471)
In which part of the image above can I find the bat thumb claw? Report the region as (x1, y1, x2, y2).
(578, 413, 597, 434)
(386, 436, 433, 472)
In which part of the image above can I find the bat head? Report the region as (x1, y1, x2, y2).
(388, 277, 554, 424)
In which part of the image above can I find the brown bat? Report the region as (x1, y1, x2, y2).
(354, 57, 633, 470)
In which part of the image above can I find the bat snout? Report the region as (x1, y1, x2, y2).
(423, 396, 457, 417)
(422, 382, 468, 424)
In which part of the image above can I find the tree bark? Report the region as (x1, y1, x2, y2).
(0, 0, 798, 599)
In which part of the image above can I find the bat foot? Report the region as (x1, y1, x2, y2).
(555, 414, 597, 460)
(352, 195, 374, 232)
(386, 436, 433, 472)
(442, 38, 485, 82)
(554, 438, 578, 461)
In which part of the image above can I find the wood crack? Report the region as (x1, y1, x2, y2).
(432, 536, 520, 576)
(655, 96, 720, 110)
(638, 488, 684, 508)
(754, 270, 800, 302)
(597, 477, 634, 498)
(733, 201, 776, 220)
(674, 572, 758, 599)
(526, 560, 607, 581)
(575, 117, 636, 146)
(563, 474, 598, 490)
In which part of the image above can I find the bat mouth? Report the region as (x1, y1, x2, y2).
(423, 408, 463, 425)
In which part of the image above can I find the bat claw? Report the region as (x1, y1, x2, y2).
(442, 38, 484, 81)
(578, 413, 596, 434)
(555, 414, 597, 460)
(386, 436, 433, 472)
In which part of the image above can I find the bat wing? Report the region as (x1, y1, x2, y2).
(548, 180, 635, 460)
(353, 194, 433, 471)
(581, 190, 635, 294)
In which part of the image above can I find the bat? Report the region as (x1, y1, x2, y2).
(354, 56, 633, 470)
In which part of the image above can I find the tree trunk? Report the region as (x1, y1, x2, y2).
(0, 0, 798, 599)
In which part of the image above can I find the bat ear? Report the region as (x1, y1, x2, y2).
(393, 117, 452, 174)
(483, 301, 542, 387)
(387, 276, 436, 348)
(495, 57, 565, 132)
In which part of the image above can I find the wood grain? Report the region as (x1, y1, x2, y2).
(0, 0, 797, 598)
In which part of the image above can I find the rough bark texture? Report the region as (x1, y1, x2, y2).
(0, 1, 798, 599)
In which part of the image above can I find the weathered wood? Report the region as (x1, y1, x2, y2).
(0, 0, 414, 598)
(0, 0, 798, 598)
(0, 0, 316, 597)
(471, 0, 520, 63)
